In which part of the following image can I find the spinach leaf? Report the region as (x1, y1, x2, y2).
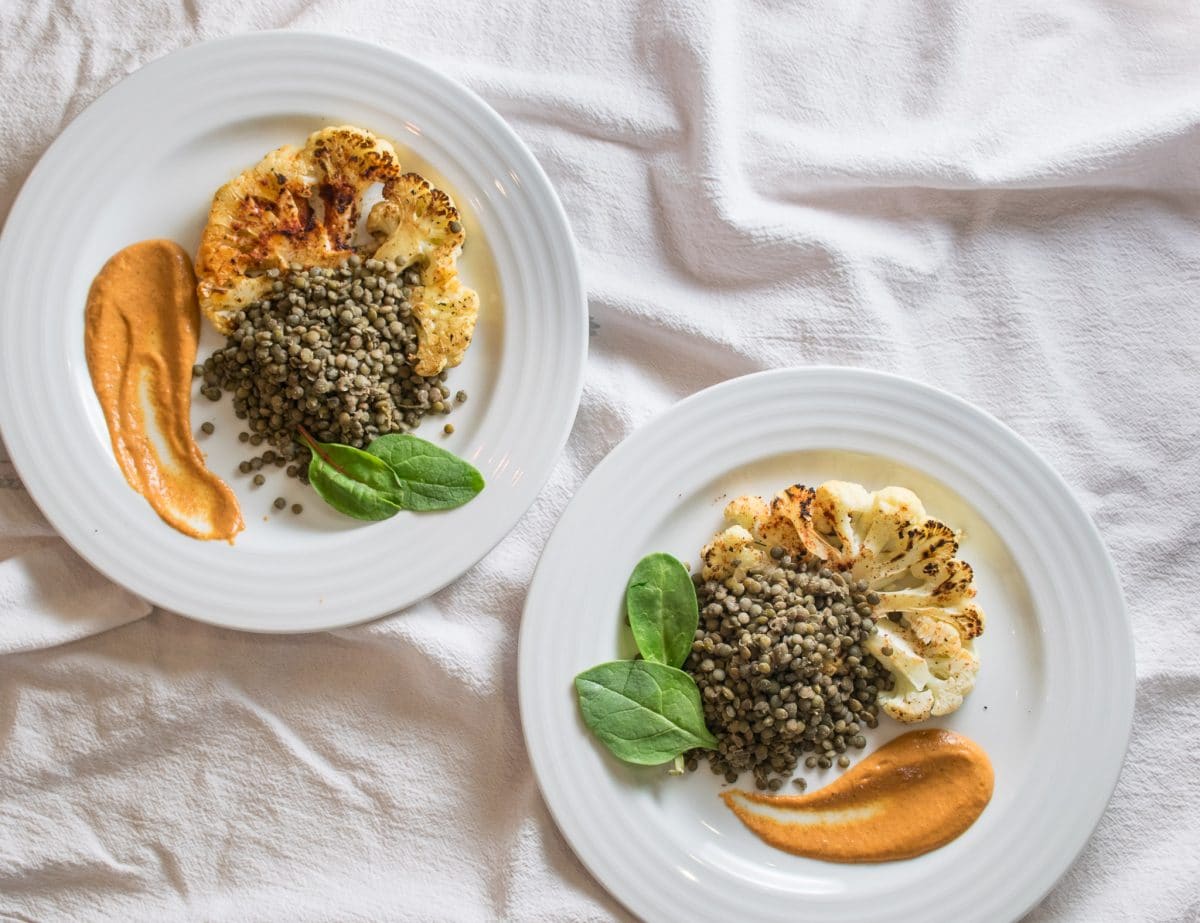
(626, 552, 698, 668)
(574, 660, 717, 765)
(367, 434, 485, 511)
(300, 429, 404, 521)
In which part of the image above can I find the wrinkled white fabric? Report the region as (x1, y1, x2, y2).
(1, 2, 1198, 921)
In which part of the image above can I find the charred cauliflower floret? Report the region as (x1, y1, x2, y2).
(702, 480, 985, 723)
(195, 125, 478, 376)
(700, 524, 766, 583)
(864, 622, 979, 722)
(700, 485, 818, 578)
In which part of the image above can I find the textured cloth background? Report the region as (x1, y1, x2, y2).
(2, 1, 1199, 921)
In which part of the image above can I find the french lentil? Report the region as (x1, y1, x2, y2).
(200, 260, 467, 480)
(684, 555, 891, 789)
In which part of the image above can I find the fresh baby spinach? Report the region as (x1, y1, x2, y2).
(575, 553, 717, 771)
(299, 428, 484, 521)
(575, 660, 718, 765)
(626, 552, 699, 669)
(301, 430, 405, 521)
(366, 434, 485, 511)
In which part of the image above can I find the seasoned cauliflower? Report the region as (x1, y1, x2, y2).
(702, 480, 985, 723)
(195, 125, 478, 376)
(864, 622, 979, 722)
(700, 523, 766, 583)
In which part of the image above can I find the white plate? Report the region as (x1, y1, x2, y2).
(519, 368, 1132, 923)
(0, 33, 586, 632)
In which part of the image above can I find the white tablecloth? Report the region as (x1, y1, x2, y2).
(2, 2, 1198, 920)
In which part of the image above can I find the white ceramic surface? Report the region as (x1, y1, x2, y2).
(519, 367, 1133, 923)
(0, 32, 586, 632)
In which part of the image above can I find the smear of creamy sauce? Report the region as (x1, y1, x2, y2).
(722, 729, 993, 862)
(85, 240, 243, 542)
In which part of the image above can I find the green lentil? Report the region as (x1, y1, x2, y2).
(199, 260, 464, 482)
(684, 553, 891, 788)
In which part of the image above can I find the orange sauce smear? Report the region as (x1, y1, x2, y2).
(722, 728, 993, 862)
(85, 240, 243, 542)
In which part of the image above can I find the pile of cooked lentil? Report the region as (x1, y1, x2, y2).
(195, 256, 465, 482)
(684, 548, 893, 791)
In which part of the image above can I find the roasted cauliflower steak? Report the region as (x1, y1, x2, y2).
(700, 480, 985, 723)
(195, 125, 478, 376)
